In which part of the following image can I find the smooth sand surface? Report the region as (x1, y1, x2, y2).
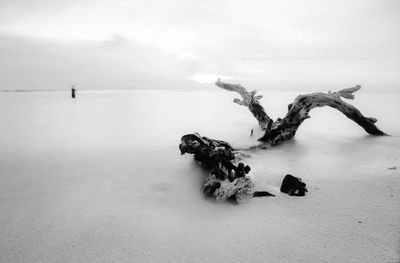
(0, 90, 399, 262)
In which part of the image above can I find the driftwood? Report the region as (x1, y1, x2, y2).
(180, 80, 386, 202)
(215, 79, 272, 130)
(216, 79, 385, 145)
(179, 133, 274, 202)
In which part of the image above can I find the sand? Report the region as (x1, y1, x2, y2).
(0, 90, 399, 262)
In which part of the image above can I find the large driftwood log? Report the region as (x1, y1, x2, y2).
(216, 79, 385, 145)
(179, 80, 386, 203)
(179, 133, 274, 202)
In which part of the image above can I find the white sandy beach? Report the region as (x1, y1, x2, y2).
(0, 90, 399, 263)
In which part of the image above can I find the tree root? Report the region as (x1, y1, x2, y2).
(179, 133, 274, 202)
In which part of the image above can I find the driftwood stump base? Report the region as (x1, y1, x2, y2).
(180, 133, 274, 202)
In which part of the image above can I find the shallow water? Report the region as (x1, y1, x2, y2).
(0, 90, 399, 262)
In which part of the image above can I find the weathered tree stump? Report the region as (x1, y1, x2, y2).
(180, 133, 274, 202)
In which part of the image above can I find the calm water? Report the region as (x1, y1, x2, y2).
(0, 90, 399, 262)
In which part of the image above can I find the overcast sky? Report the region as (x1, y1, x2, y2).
(0, 0, 399, 91)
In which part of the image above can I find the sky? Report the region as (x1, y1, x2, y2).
(0, 0, 399, 91)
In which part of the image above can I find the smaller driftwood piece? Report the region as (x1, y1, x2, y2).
(280, 174, 308, 196)
(179, 133, 274, 202)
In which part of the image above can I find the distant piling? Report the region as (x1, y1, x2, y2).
(71, 86, 76, 98)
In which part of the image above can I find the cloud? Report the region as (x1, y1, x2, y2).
(101, 34, 128, 46)
(0, 34, 196, 90)
(187, 74, 232, 84)
(0, 0, 399, 91)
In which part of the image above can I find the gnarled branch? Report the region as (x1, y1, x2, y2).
(216, 80, 386, 145)
(215, 78, 272, 131)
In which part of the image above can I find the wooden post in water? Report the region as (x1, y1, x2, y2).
(71, 85, 76, 98)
